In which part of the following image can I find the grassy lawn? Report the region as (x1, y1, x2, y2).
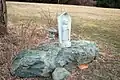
(7, 1, 120, 55)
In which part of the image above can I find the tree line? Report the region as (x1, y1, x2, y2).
(96, 0, 120, 8)
(7, 0, 120, 8)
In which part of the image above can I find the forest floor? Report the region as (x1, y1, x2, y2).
(0, 1, 120, 80)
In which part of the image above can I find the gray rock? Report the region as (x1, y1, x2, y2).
(52, 68, 71, 80)
(11, 40, 99, 79)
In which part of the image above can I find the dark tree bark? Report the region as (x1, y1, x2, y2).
(0, 0, 7, 35)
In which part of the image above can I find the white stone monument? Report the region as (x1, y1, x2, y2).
(58, 12, 71, 47)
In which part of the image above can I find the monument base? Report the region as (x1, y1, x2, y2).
(11, 40, 99, 80)
(60, 41, 71, 47)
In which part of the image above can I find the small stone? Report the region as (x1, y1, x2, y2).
(52, 68, 71, 80)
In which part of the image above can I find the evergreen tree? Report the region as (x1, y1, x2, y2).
(96, 0, 120, 8)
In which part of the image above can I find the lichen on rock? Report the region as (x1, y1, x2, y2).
(11, 40, 99, 79)
(52, 68, 71, 80)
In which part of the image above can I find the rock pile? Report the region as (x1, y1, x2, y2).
(11, 40, 99, 80)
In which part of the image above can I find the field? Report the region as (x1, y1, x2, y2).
(0, 1, 120, 80)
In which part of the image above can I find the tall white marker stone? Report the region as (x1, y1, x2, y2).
(58, 12, 71, 47)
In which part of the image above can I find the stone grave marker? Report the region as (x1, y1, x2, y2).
(58, 12, 71, 47)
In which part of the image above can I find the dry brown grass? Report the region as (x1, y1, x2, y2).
(0, 1, 120, 80)
(0, 20, 48, 80)
(7, 1, 120, 54)
(0, 4, 59, 79)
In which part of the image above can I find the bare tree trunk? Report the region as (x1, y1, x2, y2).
(0, 0, 7, 35)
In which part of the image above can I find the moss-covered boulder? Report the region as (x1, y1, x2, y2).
(11, 40, 99, 79)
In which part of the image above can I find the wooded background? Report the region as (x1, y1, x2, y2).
(7, 0, 120, 8)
